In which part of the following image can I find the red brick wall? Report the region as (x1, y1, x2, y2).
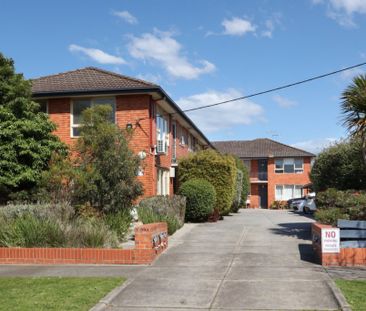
(0, 223, 168, 265)
(48, 98, 73, 146)
(312, 223, 366, 266)
(268, 157, 312, 208)
(249, 184, 259, 208)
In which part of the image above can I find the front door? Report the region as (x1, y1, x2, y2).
(258, 184, 268, 209)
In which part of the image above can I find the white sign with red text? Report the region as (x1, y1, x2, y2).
(321, 228, 340, 253)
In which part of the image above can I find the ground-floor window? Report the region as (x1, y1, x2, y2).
(275, 184, 303, 201)
(157, 168, 170, 196)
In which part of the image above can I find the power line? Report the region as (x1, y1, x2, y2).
(182, 61, 366, 113)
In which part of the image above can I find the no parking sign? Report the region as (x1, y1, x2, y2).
(321, 228, 340, 253)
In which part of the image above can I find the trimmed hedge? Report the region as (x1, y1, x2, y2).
(178, 150, 237, 216)
(137, 195, 186, 234)
(233, 156, 250, 207)
(179, 179, 216, 222)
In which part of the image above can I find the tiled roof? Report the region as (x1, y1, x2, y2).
(212, 138, 315, 158)
(31, 67, 157, 94)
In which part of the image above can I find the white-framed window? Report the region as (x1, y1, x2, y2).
(275, 185, 303, 201)
(156, 110, 169, 153)
(157, 168, 170, 195)
(275, 158, 303, 174)
(188, 134, 194, 151)
(71, 97, 116, 137)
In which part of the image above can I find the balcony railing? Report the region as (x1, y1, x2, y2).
(250, 172, 268, 181)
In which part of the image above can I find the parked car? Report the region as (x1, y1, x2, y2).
(288, 197, 306, 212)
(303, 192, 317, 214)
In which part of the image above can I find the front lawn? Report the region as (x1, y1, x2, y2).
(0, 277, 124, 311)
(336, 279, 366, 311)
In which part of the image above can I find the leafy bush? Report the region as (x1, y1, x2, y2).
(138, 195, 186, 227)
(137, 206, 180, 235)
(178, 150, 237, 216)
(231, 170, 243, 213)
(314, 188, 366, 225)
(179, 179, 216, 222)
(0, 53, 67, 203)
(310, 139, 366, 192)
(0, 204, 121, 248)
(104, 209, 132, 242)
(71, 105, 143, 213)
(270, 201, 288, 209)
(314, 208, 350, 227)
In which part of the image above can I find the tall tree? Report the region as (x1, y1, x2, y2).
(0, 53, 67, 201)
(341, 74, 366, 165)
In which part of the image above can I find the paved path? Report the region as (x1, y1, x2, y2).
(105, 209, 339, 311)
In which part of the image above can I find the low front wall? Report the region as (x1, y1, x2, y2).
(0, 222, 168, 265)
(312, 222, 366, 266)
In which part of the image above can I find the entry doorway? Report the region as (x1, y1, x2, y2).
(258, 184, 268, 209)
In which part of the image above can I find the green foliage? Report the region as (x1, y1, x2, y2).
(104, 210, 132, 242)
(179, 179, 216, 222)
(233, 156, 250, 207)
(231, 170, 243, 213)
(310, 139, 366, 191)
(73, 105, 143, 213)
(0, 203, 120, 248)
(178, 150, 237, 216)
(270, 200, 288, 209)
(0, 53, 67, 202)
(138, 195, 186, 227)
(137, 206, 180, 235)
(341, 74, 366, 166)
(314, 188, 366, 225)
(314, 209, 350, 227)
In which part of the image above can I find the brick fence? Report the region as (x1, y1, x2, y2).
(312, 222, 366, 266)
(0, 222, 168, 265)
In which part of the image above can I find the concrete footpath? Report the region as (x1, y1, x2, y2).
(101, 209, 340, 311)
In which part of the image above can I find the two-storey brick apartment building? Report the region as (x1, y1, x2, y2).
(31, 67, 213, 197)
(213, 139, 315, 209)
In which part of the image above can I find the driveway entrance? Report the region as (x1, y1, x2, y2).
(106, 210, 339, 310)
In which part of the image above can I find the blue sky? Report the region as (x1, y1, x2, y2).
(1, 0, 366, 153)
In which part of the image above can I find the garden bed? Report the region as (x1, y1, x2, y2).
(0, 222, 167, 265)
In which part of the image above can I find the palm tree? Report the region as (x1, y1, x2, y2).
(341, 74, 366, 165)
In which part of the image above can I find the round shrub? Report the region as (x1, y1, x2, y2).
(179, 179, 216, 222)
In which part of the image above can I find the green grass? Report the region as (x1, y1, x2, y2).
(0, 277, 124, 311)
(336, 279, 366, 311)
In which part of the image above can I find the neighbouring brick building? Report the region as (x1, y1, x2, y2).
(213, 139, 315, 209)
(31, 67, 213, 197)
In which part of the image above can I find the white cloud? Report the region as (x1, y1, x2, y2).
(176, 89, 264, 133)
(136, 73, 161, 84)
(291, 137, 337, 154)
(112, 10, 138, 24)
(222, 17, 256, 36)
(272, 95, 297, 108)
(69, 44, 126, 65)
(340, 67, 364, 80)
(313, 0, 366, 27)
(261, 13, 282, 38)
(128, 30, 215, 79)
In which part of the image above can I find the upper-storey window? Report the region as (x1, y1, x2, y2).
(275, 158, 303, 174)
(156, 110, 169, 153)
(71, 97, 116, 137)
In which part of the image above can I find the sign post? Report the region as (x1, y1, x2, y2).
(321, 228, 340, 253)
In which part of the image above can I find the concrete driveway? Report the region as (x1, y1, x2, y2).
(104, 209, 340, 311)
